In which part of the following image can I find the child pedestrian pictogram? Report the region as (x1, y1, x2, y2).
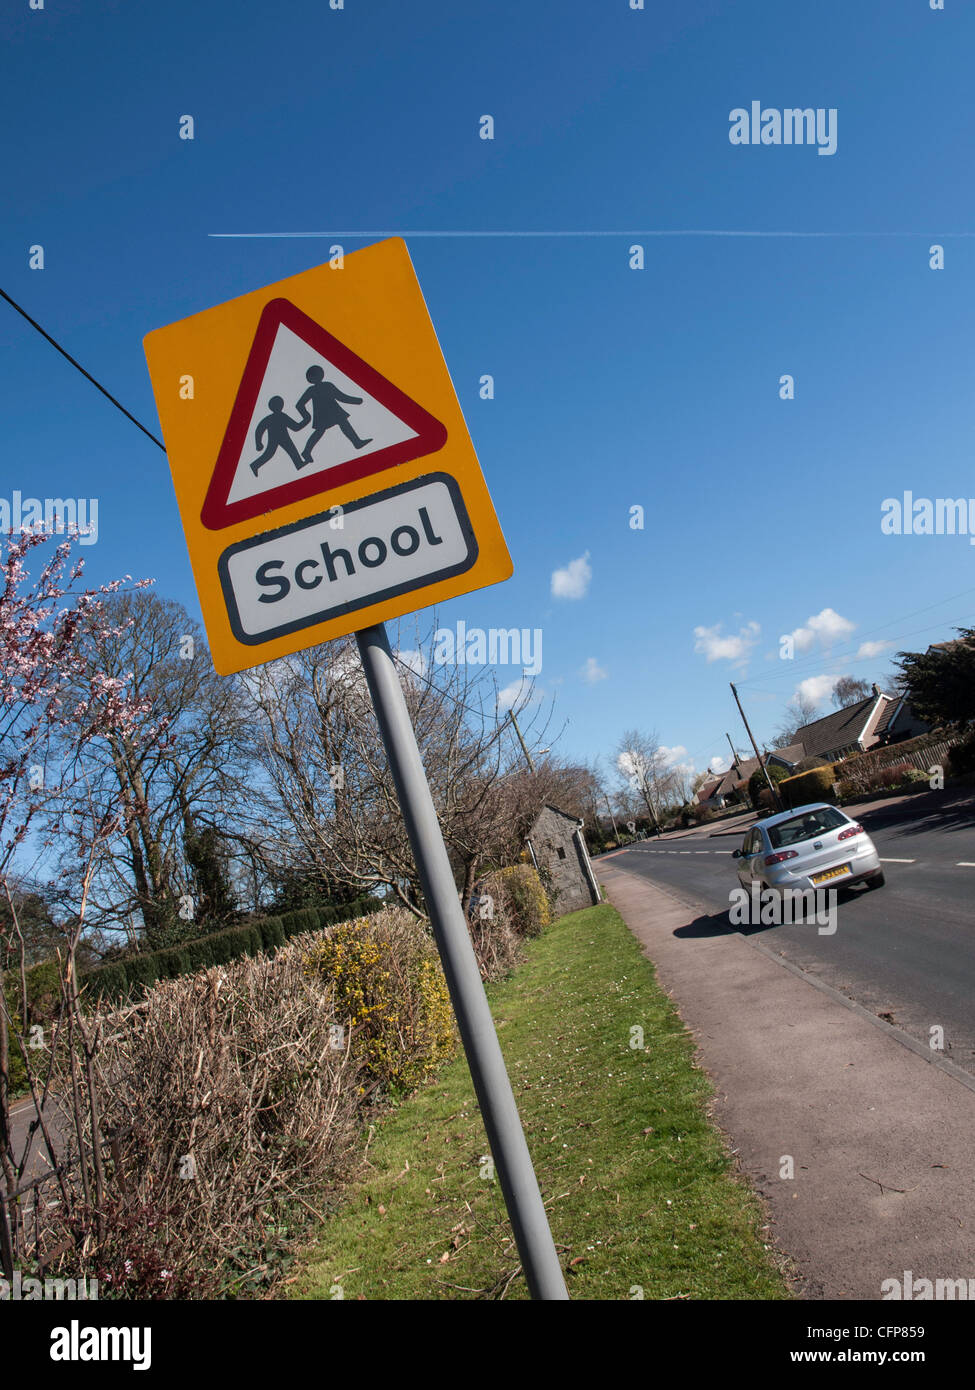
(200, 298, 448, 530)
(249, 396, 306, 475)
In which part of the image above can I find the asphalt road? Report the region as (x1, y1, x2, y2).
(605, 794, 975, 1075)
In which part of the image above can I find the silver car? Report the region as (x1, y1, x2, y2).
(733, 802, 884, 895)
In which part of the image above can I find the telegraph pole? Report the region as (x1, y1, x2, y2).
(730, 683, 783, 811)
(509, 709, 535, 773)
(603, 792, 619, 841)
(725, 732, 741, 773)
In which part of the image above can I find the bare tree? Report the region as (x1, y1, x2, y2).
(60, 591, 258, 945)
(774, 691, 819, 746)
(248, 621, 557, 917)
(0, 532, 153, 1275)
(831, 676, 872, 709)
(615, 729, 686, 833)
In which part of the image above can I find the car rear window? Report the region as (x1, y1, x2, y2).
(767, 806, 849, 849)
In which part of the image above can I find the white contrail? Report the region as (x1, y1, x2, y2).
(209, 229, 975, 239)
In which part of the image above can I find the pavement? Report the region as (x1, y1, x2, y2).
(598, 856, 975, 1300)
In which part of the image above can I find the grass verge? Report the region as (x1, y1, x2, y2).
(283, 902, 792, 1301)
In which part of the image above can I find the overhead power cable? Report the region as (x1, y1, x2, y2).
(0, 287, 165, 451)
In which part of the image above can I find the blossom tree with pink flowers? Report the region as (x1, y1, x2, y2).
(0, 529, 156, 1274)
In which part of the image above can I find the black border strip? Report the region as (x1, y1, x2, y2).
(217, 472, 478, 645)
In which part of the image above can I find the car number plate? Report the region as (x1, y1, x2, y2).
(811, 864, 851, 884)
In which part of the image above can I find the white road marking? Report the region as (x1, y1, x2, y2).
(956, 862, 975, 868)
(880, 858, 915, 864)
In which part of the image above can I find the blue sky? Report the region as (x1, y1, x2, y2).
(4, 0, 975, 785)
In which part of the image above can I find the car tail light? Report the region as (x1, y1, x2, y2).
(837, 823, 863, 841)
(764, 850, 798, 866)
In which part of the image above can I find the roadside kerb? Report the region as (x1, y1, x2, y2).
(598, 859, 975, 1301)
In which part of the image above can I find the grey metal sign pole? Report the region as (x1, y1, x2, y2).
(355, 622, 569, 1301)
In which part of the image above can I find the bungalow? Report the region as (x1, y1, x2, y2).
(787, 685, 904, 763)
(708, 755, 765, 805)
(695, 775, 727, 809)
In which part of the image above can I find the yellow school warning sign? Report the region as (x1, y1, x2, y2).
(143, 238, 512, 675)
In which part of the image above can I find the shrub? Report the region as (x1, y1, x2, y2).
(47, 931, 373, 1297)
(779, 765, 838, 809)
(281, 907, 319, 939)
(947, 732, 975, 777)
(302, 910, 454, 1097)
(156, 948, 189, 981)
(862, 767, 902, 794)
(61, 1194, 220, 1300)
(883, 761, 916, 787)
(76, 899, 378, 1008)
(748, 762, 790, 808)
(900, 768, 930, 787)
(466, 907, 521, 982)
(257, 916, 286, 952)
(486, 865, 550, 937)
(124, 954, 161, 992)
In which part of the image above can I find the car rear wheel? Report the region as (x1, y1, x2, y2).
(866, 871, 885, 890)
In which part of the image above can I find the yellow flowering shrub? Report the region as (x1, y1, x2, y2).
(483, 864, 551, 938)
(302, 909, 454, 1097)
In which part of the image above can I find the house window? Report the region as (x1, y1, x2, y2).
(557, 847, 566, 859)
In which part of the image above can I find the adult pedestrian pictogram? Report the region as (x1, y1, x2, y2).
(201, 297, 448, 530)
(294, 366, 372, 464)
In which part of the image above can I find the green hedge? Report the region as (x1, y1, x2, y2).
(75, 896, 378, 1006)
(778, 765, 838, 809)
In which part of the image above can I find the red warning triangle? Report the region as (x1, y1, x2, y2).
(201, 298, 449, 530)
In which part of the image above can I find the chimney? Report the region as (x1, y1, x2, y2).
(871, 683, 880, 697)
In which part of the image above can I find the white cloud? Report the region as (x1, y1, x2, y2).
(396, 648, 427, 679)
(659, 744, 688, 767)
(497, 677, 528, 711)
(551, 551, 592, 600)
(709, 755, 729, 774)
(856, 639, 893, 660)
(581, 656, 607, 683)
(787, 607, 856, 652)
(669, 761, 697, 783)
(693, 620, 760, 665)
(616, 750, 641, 781)
(797, 674, 841, 706)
